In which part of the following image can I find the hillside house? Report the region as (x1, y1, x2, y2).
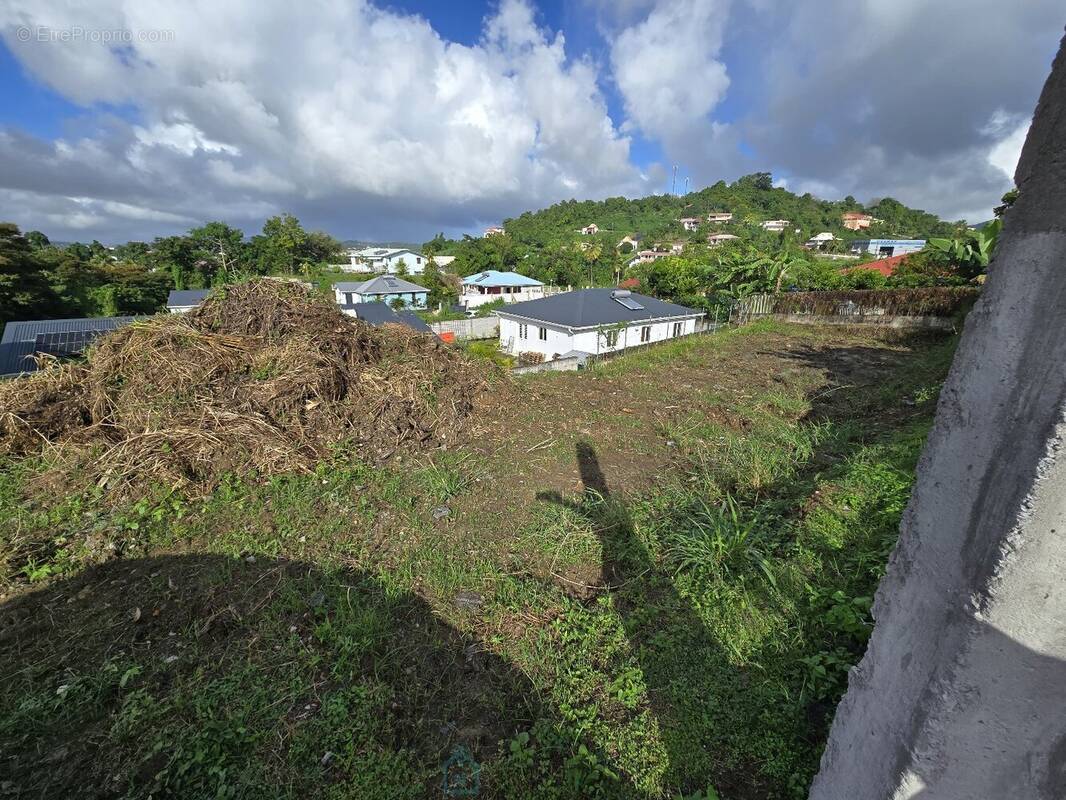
(706, 211, 734, 223)
(497, 289, 703, 363)
(707, 233, 739, 246)
(669, 241, 686, 254)
(680, 217, 701, 231)
(580, 223, 600, 235)
(166, 289, 210, 313)
(346, 247, 428, 275)
(333, 276, 429, 309)
(804, 232, 838, 250)
(617, 234, 644, 250)
(842, 212, 874, 230)
(484, 226, 505, 237)
(461, 270, 546, 308)
(760, 219, 791, 232)
(0, 316, 136, 376)
(430, 255, 456, 268)
(849, 238, 926, 258)
(627, 249, 669, 268)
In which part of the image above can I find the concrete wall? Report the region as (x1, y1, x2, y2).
(429, 317, 498, 341)
(810, 32, 1066, 800)
(749, 312, 957, 331)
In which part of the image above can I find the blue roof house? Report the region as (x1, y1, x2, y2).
(460, 270, 545, 309)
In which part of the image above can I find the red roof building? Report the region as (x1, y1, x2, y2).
(618, 277, 641, 290)
(842, 253, 909, 277)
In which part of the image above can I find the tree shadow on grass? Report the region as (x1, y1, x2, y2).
(0, 554, 550, 798)
(537, 442, 766, 798)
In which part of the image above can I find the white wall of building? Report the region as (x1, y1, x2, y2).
(463, 285, 545, 308)
(345, 250, 428, 274)
(499, 315, 700, 361)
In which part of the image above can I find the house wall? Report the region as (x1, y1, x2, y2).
(463, 286, 545, 308)
(499, 316, 699, 361)
(352, 291, 428, 308)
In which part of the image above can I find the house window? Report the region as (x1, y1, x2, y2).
(640, 326, 651, 343)
(518, 323, 528, 339)
(604, 329, 619, 347)
(538, 327, 548, 341)
(672, 322, 682, 337)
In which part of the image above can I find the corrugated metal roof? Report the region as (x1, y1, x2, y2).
(166, 289, 211, 308)
(461, 270, 543, 288)
(496, 289, 702, 329)
(334, 276, 429, 295)
(0, 316, 137, 376)
(341, 303, 434, 334)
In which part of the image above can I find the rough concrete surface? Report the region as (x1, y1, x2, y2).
(809, 31, 1066, 800)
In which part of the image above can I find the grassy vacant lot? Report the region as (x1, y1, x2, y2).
(0, 321, 955, 799)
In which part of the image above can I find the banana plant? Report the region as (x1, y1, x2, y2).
(928, 218, 1002, 278)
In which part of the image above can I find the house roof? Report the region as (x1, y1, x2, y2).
(349, 247, 421, 260)
(461, 270, 543, 288)
(707, 233, 739, 241)
(497, 288, 702, 329)
(0, 316, 137, 376)
(344, 302, 434, 334)
(842, 253, 910, 277)
(842, 211, 873, 218)
(850, 239, 926, 246)
(334, 275, 429, 295)
(618, 278, 641, 290)
(167, 289, 211, 307)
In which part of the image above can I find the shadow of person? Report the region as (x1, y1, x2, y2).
(537, 442, 749, 796)
(0, 553, 543, 798)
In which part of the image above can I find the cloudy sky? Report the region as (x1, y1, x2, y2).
(0, 1, 1061, 243)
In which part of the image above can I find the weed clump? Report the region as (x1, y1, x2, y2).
(0, 280, 493, 492)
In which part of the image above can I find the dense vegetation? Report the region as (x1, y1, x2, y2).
(0, 322, 957, 798)
(0, 216, 344, 333)
(1, 173, 1002, 334)
(423, 173, 973, 294)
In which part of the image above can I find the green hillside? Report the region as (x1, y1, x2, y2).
(427, 173, 966, 289)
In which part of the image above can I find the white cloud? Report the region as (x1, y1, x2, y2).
(0, 0, 644, 241)
(983, 111, 1030, 180)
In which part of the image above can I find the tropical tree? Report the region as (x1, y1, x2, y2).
(928, 219, 1002, 280)
(0, 223, 61, 327)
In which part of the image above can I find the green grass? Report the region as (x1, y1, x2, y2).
(0, 324, 957, 799)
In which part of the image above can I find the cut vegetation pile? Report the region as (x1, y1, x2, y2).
(0, 280, 491, 490)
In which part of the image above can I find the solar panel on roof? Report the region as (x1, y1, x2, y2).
(613, 296, 644, 310)
(33, 329, 106, 357)
(384, 277, 399, 288)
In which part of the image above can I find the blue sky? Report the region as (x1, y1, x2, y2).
(0, 0, 1060, 243)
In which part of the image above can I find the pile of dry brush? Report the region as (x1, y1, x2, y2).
(0, 280, 494, 492)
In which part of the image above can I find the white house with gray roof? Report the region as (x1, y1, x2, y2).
(496, 289, 703, 362)
(333, 276, 429, 311)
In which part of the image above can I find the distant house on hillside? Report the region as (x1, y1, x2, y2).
(627, 249, 669, 268)
(346, 247, 428, 275)
(333, 276, 429, 309)
(617, 234, 643, 250)
(580, 223, 600, 235)
(804, 232, 838, 250)
(669, 241, 686, 254)
(429, 255, 456, 268)
(707, 233, 739, 246)
(842, 212, 874, 231)
(841, 253, 909, 278)
(706, 211, 734, 224)
(760, 219, 791, 232)
(342, 302, 434, 334)
(496, 289, 704, 363)
(166, 289, 210, 313)
(0, 316, 136, 377)
(680, 217, 701, 231)
(849, 238, 926, 258)
(461, 270, 545, 308)
(484, 226, 505, 237)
